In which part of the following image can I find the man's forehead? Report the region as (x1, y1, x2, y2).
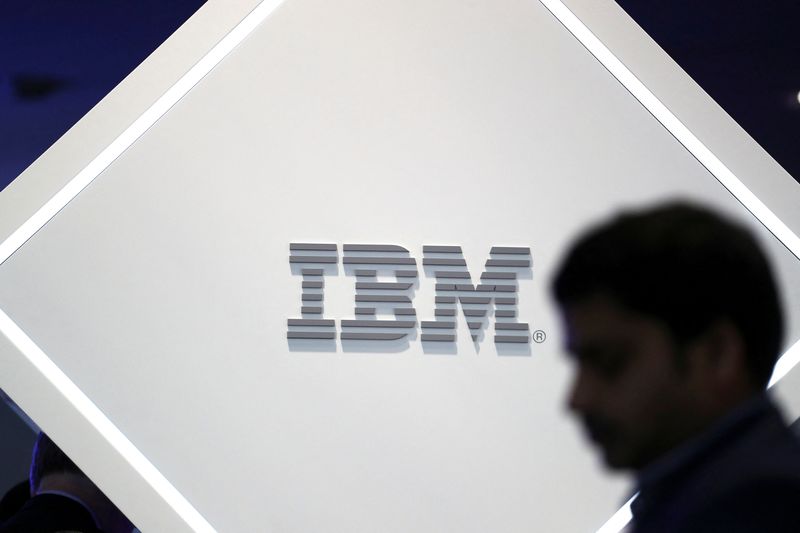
(563, 293, 636, 328)
(561, 294, 658, 352)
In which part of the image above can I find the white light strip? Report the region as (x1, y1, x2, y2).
(768, 339, 800, 388)
(596, 495, 635, 533)
(538, 0, 800, 263)
(533, 2, 800, 532)
(0, 0, 288, 266)
(0, 308, 214, 531)
(0, 0, 288, 529)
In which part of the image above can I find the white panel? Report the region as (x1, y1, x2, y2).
(1, 0, 798, 531)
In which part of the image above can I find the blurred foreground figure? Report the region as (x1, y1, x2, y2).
(552, 202, 800, 532)
(0, 433, 133, 533)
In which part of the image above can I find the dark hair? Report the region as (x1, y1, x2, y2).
(29, 433, 84, 492)
(552, 201, 783, 389)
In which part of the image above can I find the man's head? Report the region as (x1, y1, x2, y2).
(552, 201, 783, 471)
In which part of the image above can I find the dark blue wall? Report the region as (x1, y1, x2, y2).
(0, 0, 205, 190)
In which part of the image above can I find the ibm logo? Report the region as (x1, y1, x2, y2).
(287, 244, 533, 344)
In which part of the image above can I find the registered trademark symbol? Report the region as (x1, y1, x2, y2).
(532, 330, 546, 343)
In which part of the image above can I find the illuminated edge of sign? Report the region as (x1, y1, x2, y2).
(0, 0, 795, 531)
(538, 0, 800, 262)
(0, 308, 214, 532)
(596, 495, 635, 533)
(769, 338, 800, 388)
(0, 0, 289, 530)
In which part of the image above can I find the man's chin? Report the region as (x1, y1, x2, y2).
(600, 444, 653, 472)
(601, 452, 629, 470)
(596, 442, 635, 471)
(581, 422, 638, 470)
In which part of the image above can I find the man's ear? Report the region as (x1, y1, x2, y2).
(689, 319, 753, 403)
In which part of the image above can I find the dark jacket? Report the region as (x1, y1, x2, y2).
(631, 395, 800, 533)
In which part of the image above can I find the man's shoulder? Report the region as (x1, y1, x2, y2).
(705, 400, 800, 480)
(687, 399, 800, 502)
(634, 399, 800, 533)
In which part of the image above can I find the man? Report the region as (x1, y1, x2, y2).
(552, 202, 800, 532)
(0, 432, 134, 533)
